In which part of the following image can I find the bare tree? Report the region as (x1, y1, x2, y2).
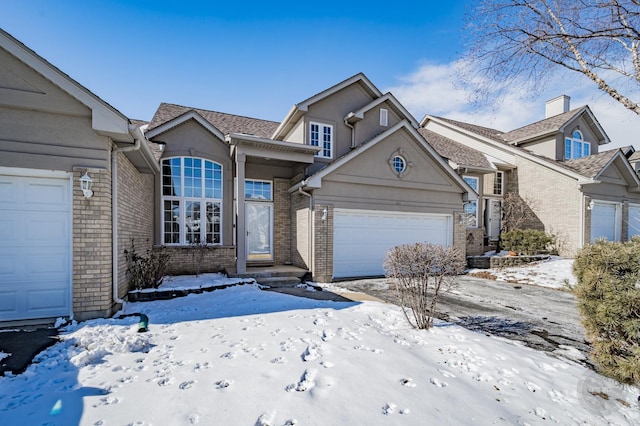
(464, 0, 640, 115)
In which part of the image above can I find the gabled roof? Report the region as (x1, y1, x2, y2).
(273, 73, 382, 140)
(418, 128, 493, 171)
(422, 116, 506, 143)
(562, 149, 618, 179)
(291, 120, 477, 201)
(347, 92, 420, 129)
(0, 28, 132, 142)
(502, 106, 610, 145)
(147, 103, 279, 139)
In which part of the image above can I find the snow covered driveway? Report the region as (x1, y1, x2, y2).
(1, 280, 638, 425)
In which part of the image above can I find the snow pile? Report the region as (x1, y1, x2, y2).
(470, 256, 577, 289)
(1, 282, 638, 425)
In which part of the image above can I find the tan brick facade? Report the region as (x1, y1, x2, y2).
(161, 246, 236, 275)
(463, 227, 483, 256)
(116, 151, 154, 299)
(312, 205, 333, 282)
(72, 167, 114, 320)
(273, 178, 292, 265)
(291, 191, 310, 270)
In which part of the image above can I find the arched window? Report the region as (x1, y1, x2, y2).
(565, 129, 590, 160)
(161, 157, 222, 245)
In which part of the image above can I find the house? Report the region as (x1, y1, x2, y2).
(0, 28, 473, 323)
(145, 74, 475, 283)
(421, 95, 640, 256)
(0, 29, 158, 323)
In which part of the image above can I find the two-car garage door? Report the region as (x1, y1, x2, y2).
(0, 173, 71, 321)
(333, 209, 452, 279)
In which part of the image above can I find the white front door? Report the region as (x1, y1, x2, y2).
(0, 173, 72, 321)
(486, 199, 502, 240)
(246, 202, 273, 261)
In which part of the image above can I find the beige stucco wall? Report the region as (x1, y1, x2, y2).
(152, 121, 234, 246)
(354, 101, 402, 146)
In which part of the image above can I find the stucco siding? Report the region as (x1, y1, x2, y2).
(355, 101, 402, 146)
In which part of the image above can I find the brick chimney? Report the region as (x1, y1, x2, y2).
(545, 95, 571, 118)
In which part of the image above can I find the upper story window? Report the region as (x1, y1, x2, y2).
(380, 108, 389, 127)
(310, 122, 333, 158)
(161, 157, 222, 245)
(565, 130, 590, 160)
(463, 176, 479, 228)
(493, 171, 504, 195)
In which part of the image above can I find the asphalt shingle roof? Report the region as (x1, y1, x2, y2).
(561, 149, 618, 179)
(418, 128, 493, 170)
(148, 103, 280, 139)
(501, 108, 584, 143)
(433, 117, 506, 142)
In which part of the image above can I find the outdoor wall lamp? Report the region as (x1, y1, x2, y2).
(587, 200, 595, 210)
(79, 172, 94, 198)
(321, 208, 328, 221)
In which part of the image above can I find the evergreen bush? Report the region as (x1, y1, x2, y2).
(573, 239, 640, 385)
(383, 243, 465, 329)
(500, 229, 555, 255)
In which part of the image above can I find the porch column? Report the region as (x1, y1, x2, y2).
(236, 152, 247, 274)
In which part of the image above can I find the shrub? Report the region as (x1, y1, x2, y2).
(500, 229, 555, 255)
(573, 239, 640, 385)
(124, 240, 171, 290)
(383, 243, 465, 330)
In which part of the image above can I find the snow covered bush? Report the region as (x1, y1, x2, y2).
(125, 240, 170, 290)
(573, 239, 640, 385)
(500, 229, 555, 255)
(384, 243, 465, 330)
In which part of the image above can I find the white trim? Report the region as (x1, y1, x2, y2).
(0, 166, 72, 178)
(493, 171, 504, 195)
(462, 175, 480, 228)
(380, 108, 389, 127)
(245, 178, 273, 201)
(590, 200, 622, 242)
(309, 122, 333, 159)
(628, 203, 640, 238)
(146, 110, 225, 141)
(246, 201, 274, 262)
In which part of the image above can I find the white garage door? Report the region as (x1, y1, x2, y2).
(0, 173, 72, 321)
(590, 202, 621, 242)
(333, 209, 452, 279)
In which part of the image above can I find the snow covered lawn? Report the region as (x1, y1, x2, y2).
(469, 255, 577, 289)
(1, 275, 638, 425)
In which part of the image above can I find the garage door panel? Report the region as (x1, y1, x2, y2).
(0, 173, 71, 321)
(334, 209, 451, 278)
(591, 202, 620, 242)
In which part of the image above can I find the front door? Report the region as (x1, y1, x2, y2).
(486, 199, 502, 240)
(246, 202, 273, 261)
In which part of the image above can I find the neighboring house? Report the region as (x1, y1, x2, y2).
(0, 29, 158, 323)
(421, 95, 640, 256)
(146, 73, 476, 282)
(0, 28, 474, 323)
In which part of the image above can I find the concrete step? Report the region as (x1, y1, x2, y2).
(256, 276, 301, 288)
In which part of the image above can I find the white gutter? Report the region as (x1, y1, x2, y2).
(111, 124, 144, 305)
(344, 114, 356, 148)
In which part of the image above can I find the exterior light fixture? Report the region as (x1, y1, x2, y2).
(79, 172, 94, 198)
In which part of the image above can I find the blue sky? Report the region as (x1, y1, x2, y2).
(1, 1, 637, 148)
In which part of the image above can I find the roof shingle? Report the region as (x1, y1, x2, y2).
(418, 128, 493, 170)
(148, 103, 279, 139)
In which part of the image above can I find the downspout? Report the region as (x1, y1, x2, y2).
(298, 180, 313, 276)
(111, 124, 143, 305)
(344, 117, 355, 148)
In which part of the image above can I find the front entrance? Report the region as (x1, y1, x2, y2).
(246, 202, 273, 262)
(485, 199, 502, 240)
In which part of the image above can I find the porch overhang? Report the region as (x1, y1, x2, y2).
(226, 133, 320, 166)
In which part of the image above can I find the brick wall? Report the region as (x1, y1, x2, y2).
(72, 167, 113, 320)
(453, 212, 468, 257)
(291, 190, 310, 270)
(273, 178, 291, 265)
(116, 151, 154, 299)
(464, 227, 483, 256)
(159, 246, 236, 275)
(514, 158, 582, 256)
(312, 205, 333, 282)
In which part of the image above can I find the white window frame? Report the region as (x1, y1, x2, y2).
(161, 156, 223, 246)
(565, 130, 590, 160)
(493, 171, 504, 195)
(380, 108, 388, 127)
(629, 203, 640, 239)
(463, 175, 480, 228)
(310, 122, 333, 159)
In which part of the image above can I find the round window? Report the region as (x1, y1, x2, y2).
(392, 155, 406, 173)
